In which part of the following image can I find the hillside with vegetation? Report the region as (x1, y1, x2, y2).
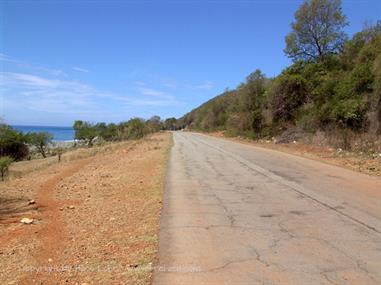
(178, 0, 381, 153)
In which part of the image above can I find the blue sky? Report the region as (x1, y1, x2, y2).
(1, 0, 380, 126)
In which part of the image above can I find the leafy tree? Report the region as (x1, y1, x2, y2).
(99, 123, 119, 141)
(164, 118, 178, 130)
(124, 118, 147, 139)
(341, 21, 381, 69)
(270, 72, 308, 124)
(26, 132, 53, 158)
(95, 122, 108, 139)
(0, 124, 29, 160)
(238, 69, 267, 134)
(73, 120, 98, 147)
(0, 156, 13, 181)
(284, 0, 348, 61)
(330, 97, 367, 130)
(95, 122, 118, 141)
(149, 115, 161, 125)
(147, 116, 162, 132)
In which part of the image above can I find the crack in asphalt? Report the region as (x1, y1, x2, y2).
(197, 257, 259, 273)
(191, 134, 381, 235)
(154, 133, 381, 284)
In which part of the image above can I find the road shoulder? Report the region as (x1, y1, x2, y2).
(202, 131, 381, 177)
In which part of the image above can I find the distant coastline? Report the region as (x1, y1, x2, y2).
(12, 125, 75, 142)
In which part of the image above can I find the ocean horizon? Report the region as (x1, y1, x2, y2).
(12, 125, 75, 142)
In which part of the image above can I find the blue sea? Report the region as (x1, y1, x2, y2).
(12, 125, 75, 142)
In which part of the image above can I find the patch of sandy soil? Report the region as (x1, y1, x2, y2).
(0, 132, 171, 285)
(208, 131, 381, 176)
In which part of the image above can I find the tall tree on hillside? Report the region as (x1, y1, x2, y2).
(284, 0, 348, 61)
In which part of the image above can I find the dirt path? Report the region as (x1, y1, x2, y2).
(154, 132, 381, 285)
(20, 158, 92, 284)
(0, 133, 171, 285)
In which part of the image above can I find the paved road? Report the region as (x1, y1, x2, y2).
(153, 132, 381, 285)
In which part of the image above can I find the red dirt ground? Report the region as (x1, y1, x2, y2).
(0, 133, 171, 285)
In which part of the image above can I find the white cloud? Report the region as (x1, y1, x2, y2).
(1, 55, 185, 122)
(0, 53, 66, 77)
(137, 87, 175, 100)
(72, 66, 89, 73)
(0, 72, 104, 114)
(1, 72, 61, 88)
(0, 72, 181, 117)
(194, 81, 214, 90)
(116, 97, 180, 107)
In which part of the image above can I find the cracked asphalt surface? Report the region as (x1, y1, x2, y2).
(153, 132, 381, 285)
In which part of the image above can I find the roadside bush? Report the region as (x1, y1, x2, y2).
(330, 98, 368, 130)
(226, 112, 252, 135)
(0, 156, 13, 181)
(270, 72, 308, 123)
(0, 124, 29, 160)
(123, 118, 148, 139)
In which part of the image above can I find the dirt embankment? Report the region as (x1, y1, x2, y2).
(0, 132, 171, 285)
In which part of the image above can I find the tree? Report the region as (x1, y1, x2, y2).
(284, 0, 348, 61)
(0, 156, 13, 181)
(232, 70, 268, 135)
(56, 147, 63, 162)
(270, 72, 308, 123)
(98, 123, 118, 141)
(164, 118, 177, 130)
(73, 120, 99, 147)
(124, 118, 147, 139)
(26, 132, 53, 158)
(147, 116, 162, 132)
(0, 124, 29, 160)
(149, 115, 161, 125)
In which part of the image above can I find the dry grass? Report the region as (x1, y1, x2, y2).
(9, 140, 141, 179)
(0, 132, 172, 284)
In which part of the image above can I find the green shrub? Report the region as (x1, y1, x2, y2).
(270, 73, 308, 123)
(0, 156, 13, 181)
(330, 98, 368, 129)
(0, 124, 29, 160)
(119, 118, 148, 140)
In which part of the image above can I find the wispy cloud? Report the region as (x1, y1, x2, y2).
(0, 53, 66, 77)
(0, 71, 181, 117)
(193, 81, 214, 90)
(2, 72, 62, 88)
(1, 55, 185, 123)
(137, 87, 175, 100)
(1, 72, 104, 114)
(72, 66, 89, 73)
(114, 97, 180, 107)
